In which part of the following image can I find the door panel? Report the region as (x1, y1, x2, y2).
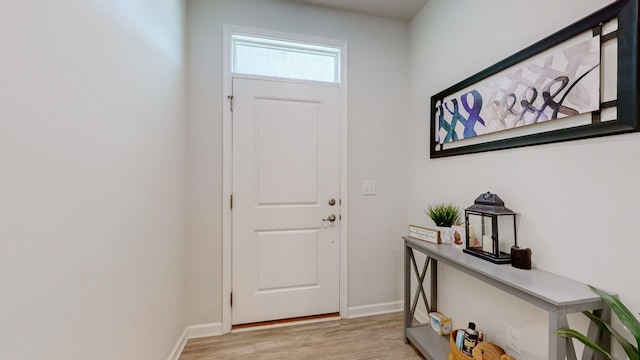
(255, 98, 319, 205)
(255, 229, 319, 291)
(232, 77, 340, 325)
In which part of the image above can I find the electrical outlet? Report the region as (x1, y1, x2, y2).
(361, 180, 376, 195)
(506, 325, 522, 355)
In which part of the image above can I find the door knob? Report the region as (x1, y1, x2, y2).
(323, 214, 337, 222)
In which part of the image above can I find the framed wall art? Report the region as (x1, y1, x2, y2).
(430, 0, 639, 158)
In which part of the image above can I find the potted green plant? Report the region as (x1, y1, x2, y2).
(555, 285, 640, 360)
(424, 203, 461, 244)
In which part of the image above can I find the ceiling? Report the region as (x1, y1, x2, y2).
(285, 0, 427, 21)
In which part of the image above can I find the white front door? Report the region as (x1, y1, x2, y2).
(231, 77, 341, 325)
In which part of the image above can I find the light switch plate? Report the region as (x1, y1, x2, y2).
(361, 180, 376, 195)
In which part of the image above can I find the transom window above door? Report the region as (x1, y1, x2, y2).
(231, 34, 341, 83)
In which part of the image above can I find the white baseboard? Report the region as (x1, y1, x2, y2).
(167, 322, 222, 360)
(346, 300, 403, 319)
(167, 328, 188, 360)
(414, 309, 428, 323)
(186, 322, 223, 338)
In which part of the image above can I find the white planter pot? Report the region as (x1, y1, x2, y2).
(437, 226, 452, 244)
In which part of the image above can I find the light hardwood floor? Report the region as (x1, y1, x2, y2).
(179, 312, 425, 359)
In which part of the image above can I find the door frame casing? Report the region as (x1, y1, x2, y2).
(222, 24, 348, 333)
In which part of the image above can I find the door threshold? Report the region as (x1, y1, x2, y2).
(231, 312, 340, 333)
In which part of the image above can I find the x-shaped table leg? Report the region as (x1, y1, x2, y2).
(410, 249, 431, 321)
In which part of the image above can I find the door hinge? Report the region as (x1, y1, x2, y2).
(228, 95, 234, 112)
(230, 194, 233, 209)
(230, 292, 233, 307)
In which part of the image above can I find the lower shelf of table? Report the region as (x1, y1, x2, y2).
(406, 325, 450, 360)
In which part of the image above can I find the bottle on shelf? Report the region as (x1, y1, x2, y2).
(461, 322, 478, 356)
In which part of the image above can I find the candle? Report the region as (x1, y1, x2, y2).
(482, 235, 493, 253)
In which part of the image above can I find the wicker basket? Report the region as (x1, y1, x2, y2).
(448, 330, 474, 360)
(448, 329, 517, 360)
(472, 342, 508, 360)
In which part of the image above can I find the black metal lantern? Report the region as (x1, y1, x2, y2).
(464, 192, 517, 264)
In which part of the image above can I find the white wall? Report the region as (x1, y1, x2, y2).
(185, 0, 409, 325)
(0, 1, 186, 359)
(409, 0, 638, 358)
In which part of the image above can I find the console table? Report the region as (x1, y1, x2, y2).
(403, 236, 610, 360)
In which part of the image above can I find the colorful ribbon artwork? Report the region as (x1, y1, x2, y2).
(436, 35, 601, 144)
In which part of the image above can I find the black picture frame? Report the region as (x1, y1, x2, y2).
(430, 0, 638, 158)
